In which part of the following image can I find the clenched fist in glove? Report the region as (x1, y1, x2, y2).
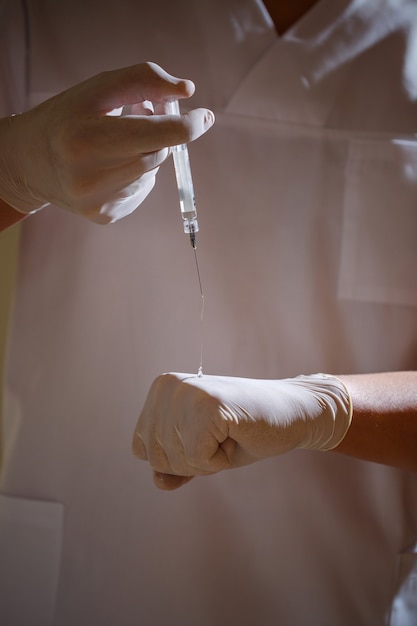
(133, 372, 353, 490)
(0, 62, 214, 224)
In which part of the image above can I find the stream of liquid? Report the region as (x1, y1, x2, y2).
(193, 246, 205, 378)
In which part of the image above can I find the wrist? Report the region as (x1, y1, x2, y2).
(0, 115, 49, 215)
(291, 373, 353, 451)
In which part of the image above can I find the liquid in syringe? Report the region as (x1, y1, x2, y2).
(166, 99, 199, 249)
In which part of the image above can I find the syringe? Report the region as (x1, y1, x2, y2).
(167, 99, 199, 248)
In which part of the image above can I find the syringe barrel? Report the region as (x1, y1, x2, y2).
(171, 148, 197, 220)
(167, 99, 199, 235)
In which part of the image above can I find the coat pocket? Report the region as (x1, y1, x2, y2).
(0, 494, 63, 626)
(339, 138, 417, 307)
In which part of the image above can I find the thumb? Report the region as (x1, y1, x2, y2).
(153, 471, 195, 490)
(181, 108, 216, 143)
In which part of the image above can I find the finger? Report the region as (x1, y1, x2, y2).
(185, 436, 232, 473)
(145, 432, 191, 477)
(61, 163, 159, 220)
(74, 149, 166, 189)
(79, 62, 196, 113)
(132, 431, 148, 460)
(153, 471, 194, 490)
(99, 109, 215, 155)
(124, 100, 154, 116)
(66, 110, 213, 162)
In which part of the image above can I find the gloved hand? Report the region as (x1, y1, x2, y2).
(0, 62, 214, 224)
(133, 372, 353, 490)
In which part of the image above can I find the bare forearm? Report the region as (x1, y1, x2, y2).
(0, 197, 26, 231)
(335, 371, 417, 471)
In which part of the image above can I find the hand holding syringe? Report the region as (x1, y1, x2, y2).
(166, 99, 199, 248)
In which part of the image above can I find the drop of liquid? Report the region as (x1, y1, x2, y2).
(197, 366, 203, 378)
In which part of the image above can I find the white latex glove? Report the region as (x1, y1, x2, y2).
(133, 372, 353, 490)
(0, 62, 214, 224)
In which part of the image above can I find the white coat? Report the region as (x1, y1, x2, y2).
(1, 1, 417, 625)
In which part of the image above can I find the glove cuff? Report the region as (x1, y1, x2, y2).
(0, 115, 49, 215)
(294, 373, 353, 451)
(319, 374, 353, 450)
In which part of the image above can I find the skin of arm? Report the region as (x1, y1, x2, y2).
(263, 0, 320, 35)
(336, 371, 417, 471)
(0, 198, 26, 232)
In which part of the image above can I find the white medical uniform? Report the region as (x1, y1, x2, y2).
(1, 1, 417, 625)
